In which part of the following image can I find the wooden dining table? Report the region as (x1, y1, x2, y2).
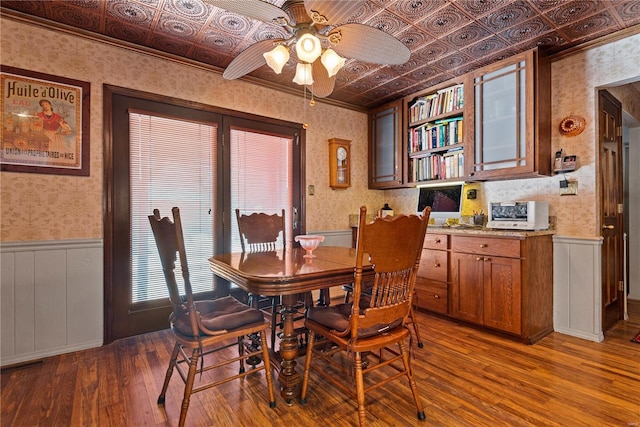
(208, 245, 370, 404)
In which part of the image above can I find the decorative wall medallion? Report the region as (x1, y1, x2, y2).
(559, 115, 586, 137)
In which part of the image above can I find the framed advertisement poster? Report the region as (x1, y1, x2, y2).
(1, 66, 90, 176)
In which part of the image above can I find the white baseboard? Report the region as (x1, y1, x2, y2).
(1, 340, 103, 366)
(553, 326, 604, 343)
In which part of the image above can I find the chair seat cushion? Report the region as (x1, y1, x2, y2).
(306, 303, 353, 333)
(174, 296, 265, 336)
(306, 302, 402, 339)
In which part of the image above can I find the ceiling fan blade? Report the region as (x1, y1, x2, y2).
(308, 59, 336, 98)
(303, 0, 365, 25)
(223, 39, 280, 80)
(203, 0, 286, 24)
(330, 23, 410, 65)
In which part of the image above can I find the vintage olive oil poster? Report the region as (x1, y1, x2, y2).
(1, 66, 90, 176)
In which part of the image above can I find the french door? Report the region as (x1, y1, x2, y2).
(104, 87, 304, 343)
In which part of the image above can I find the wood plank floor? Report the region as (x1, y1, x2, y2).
(2, 302, 639, 426)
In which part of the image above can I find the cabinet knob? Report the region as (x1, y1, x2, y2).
(479, 244, 487, 248)
(434, 294, 440, 299)
(434, 263, 440, 268)
(476, 257, 482, 261)
(435, 239, 441, 243)
(484, 257, 490, 262)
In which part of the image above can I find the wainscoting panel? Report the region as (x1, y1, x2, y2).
(315, 230, 352, 248)
(1, 240, 103, 366)
(553, 235, 603, 342)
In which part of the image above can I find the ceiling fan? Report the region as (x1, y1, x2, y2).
(203, 0, 411, 98)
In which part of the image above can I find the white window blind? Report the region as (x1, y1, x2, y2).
(130, 112, 216, 304)
(230, 128, 293, 252)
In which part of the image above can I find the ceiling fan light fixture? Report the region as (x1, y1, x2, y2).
(296, 32, 322, 63)
(293, 62, 314, 85)
(321, 48, 346, 78)
(263, 45, 290, 74)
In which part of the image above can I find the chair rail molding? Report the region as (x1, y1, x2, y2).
(1, 239, 103, 366)
(552, 235, 603, 342)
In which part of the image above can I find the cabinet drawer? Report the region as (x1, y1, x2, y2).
(424, 233, 448, 250)
(418, 249, 448, 282)
(451, 235, 521, 258)
(415, 278, 448, 314)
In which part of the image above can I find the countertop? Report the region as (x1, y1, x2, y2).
(426, 224, 555, 238)
(348, 214, 555, 238)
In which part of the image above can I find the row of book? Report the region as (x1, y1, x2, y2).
(409, 117, 463, 153)
(409, 149, 464, 182)
(409, 84, 464, 123)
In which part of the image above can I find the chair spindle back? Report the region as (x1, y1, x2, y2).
(350, 206, 431, 338)
(236, 209, 286, 252)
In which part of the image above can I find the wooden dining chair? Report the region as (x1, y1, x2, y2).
(149, 207, 276, 427)
(300, 206, 431, 426)
(342, 282, 424, 348)
(235, 208, 313, 350)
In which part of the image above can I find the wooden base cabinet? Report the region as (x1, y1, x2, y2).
(415, 233, 449, 314)
(449, 234, 553, 343)
(451, 252, 522, 333)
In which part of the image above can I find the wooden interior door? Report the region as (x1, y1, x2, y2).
(599, 90, 624, 332)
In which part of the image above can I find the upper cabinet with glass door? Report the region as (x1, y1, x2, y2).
(369, 99, 404, 189)
(465, 48, 551, 180)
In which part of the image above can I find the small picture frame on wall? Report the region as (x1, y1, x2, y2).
(1, 65, 90, 176)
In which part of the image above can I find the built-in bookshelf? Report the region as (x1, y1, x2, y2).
(407, 83, 464, 183)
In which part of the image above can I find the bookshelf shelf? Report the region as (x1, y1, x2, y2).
(410, 142, 464, 157)
(408, 109, 464, 128)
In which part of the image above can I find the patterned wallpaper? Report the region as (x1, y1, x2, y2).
(0, 17, 384, 241)
(1, 17, 639, 241)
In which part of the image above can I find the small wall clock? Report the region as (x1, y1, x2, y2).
(328, 138, 351, 189)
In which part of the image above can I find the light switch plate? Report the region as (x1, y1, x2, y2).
(560, 181, 578, 195)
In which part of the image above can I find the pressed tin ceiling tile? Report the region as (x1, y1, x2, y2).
(2, 0, 638, 109)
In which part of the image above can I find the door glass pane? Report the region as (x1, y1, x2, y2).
(474, 60, 528, 172)
(373, 106, 398, 182)
(476, 71, 517, 170)
(130, 113, 216, 303)
(230, 129, 293, 252)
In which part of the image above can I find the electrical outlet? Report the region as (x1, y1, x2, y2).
(560, 181, 578, 196)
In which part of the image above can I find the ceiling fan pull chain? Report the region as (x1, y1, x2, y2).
(303, 85, 308, 129)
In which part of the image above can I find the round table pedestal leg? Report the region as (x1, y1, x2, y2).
(277, 294, 301, 405)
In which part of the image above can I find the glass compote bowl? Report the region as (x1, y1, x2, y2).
(295, 235, 325, 258)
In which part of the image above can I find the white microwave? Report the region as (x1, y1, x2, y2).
(486, 201, 549, 231)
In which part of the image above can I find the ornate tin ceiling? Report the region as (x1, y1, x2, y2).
(2, 0, 639, 110)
